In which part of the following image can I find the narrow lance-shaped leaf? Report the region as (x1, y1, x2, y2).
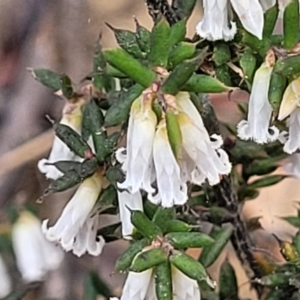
(283, 0, 299, 50)
(93, 37, 113, 91)
(165, 232, 214, 248)
(182, 74, 235, 93)
(135, 18, 151, 53)
(152, 207, 175, 229)
(239, 49, 256, 86)
(199, 226, 233, 268)
(168, 18, 187, 47)
(149, 17, 171, 68)
(161, 49, 207, 95)
(219, 260, 238, 300)
(215, 64, 232, 87)
(248, 175, 287, 189)
(268, 72, 287, 111)
(163, 220, 191, 233)
(168, 42, 196, 68)
(29, 68, 61, 91)
(103, 49, 156, 87)
(170, 250, 215, 287)
(131, 210, 163, 239)
(166, 109, 182, 161)
(115, 238, 150, 271)
(47, 157, 98, 178)
(154, 261, 173, 300)
(273, 54, 300, 77)
(47, 170, 81, 193)
(104, 84, 144, 127)
(54, 123, 93, 158)
(106, 23, 144, 59)
(130, 248, 168, 272)
(263, 3, 279, 37)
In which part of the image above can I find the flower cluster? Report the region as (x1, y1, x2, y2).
(196, 0, 266, 41)
(117, 88, 231, 209)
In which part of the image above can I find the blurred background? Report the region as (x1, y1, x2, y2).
(0, 0, 298, 299)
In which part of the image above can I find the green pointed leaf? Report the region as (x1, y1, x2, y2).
(213, 44, 231, 67)
(219, 261, 238, 300)
(154, 261, 173, 300)
(54, 123, 93, 158)
(130, 248, 168, 272)
(60, 74, 74, 99)
(172, 0, 197, 20)
(273, 54, 300, 77)
(248, 175, 287, 189)
(163, 220, 191, 233)
(47, 170, 81, 193)
(215, 65, 232, 87)
(104, 84, 144, 127)
(165, 232, 214, 249)
(239, 49, 257, 87)
(182, 74, 235, 93)
(161, 49, 207, 95)
(30, 68, 61, 91)
(152, 207, 175, 229)
(149, 17, 171, 68)
(199, 226, 233, 268)
(169, 18, 187, 47)
(47, 158, 98, 178)
(166, 110, 182, 160)
(170, 250, 214, 286)
(243, 156, 282, 177)
(103, 49, 156, 87)
(263, 3, 279, 37)
(135, 18, 151, 53)
(116, 238, 150, 271)
(168, 42, 196, 68)
(93, 37, 114, 92)
(106, 23, 144, 58)
(268, 72, 287, 111)
(284, 0, 299, 50)
(131, 210, 163, 239)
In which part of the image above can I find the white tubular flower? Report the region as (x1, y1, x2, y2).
(12, 211, 63, 283)
(230, 0, 264, 39)
(281, 108, 300, 154)
(117, 190, 143, 239)
(42, 170, 103, 255)
(178, 112, 231, 186)
(278, 77, 300, 154)
(172, 267, 201, 300)
(237, 62, 279, 144)
(120, 269, 153, 300)
(38, 98, 85, 180)
(72, 215, 105, 257)
(196, 0, 237, 41)
(196, 0, 264, 41)
(149, 120, 188, 207)
(118, 92, 157, 194)
(0, 255, 12, 298)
